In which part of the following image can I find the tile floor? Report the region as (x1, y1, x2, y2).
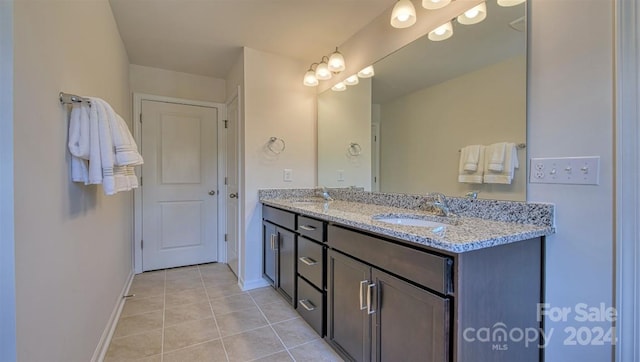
(105, 263, 343, 362)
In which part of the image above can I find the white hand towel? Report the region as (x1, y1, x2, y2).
(483, 143, 519, 184)
(102, 101, 144, 166)
(487, 142, 508, 172)
(92, 98, 117, 195)
(461, 145, 482, 171)
(87, 99, 103, 185)
(458, 145, 485, 184)
(68, 104, 90, 183)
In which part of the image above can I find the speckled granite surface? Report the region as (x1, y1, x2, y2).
(258, 188, 555, 253)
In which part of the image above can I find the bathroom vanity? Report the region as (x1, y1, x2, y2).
(260, 189, 554, 362)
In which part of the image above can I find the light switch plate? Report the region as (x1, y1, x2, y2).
(529, 157, 600, 185)
(337, 169, 344, 182)
(283, 169, 293, 182)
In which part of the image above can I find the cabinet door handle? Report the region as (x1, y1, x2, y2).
(299, 256, 317, 266)
(298, 299, 316, 311)
(299, 225, 316, 231)
(270, 234, 277, 250)
(367, 283, 376, 315)
(359, 280, 368, 310)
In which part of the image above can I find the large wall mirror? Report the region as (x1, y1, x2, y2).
(318, 1, 527, 201)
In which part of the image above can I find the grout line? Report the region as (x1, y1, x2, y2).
(248, 292, 297, 362)
(200, 265, 231, 362)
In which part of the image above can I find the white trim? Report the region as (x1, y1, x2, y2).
(92, 272, 134, 362)
(132, 93, 226, 274)
(239, 277, 271, 291)
(615, 0, 640, 361)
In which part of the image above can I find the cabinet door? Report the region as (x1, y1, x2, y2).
(262, 221, 277, 286)
(277, 227, 296, 304)
(372, 269, 450, 362)
(327, 250, 372, 362)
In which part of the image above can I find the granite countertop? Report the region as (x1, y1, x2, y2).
(261, 195, 555, 253)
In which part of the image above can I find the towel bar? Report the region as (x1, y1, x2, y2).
(59, 92, 91, 105)
(458, 143, 526, 152)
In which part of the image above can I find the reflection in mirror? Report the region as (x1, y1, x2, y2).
(317, 1, 526, 201)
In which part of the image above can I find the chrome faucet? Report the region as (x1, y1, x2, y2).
(318, 186, 333, 201)
(423, 192, 455, 217)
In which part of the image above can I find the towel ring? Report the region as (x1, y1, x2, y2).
(348, 142, 362, 156)
(267, 137, 286, 154)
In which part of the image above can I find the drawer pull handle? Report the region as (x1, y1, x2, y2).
(367, 283, 376, 315)
(299, 256, 317, 266)
(270, 234, 278, 250)
(359, 280, 368, 310)
(299, 225, 317, 231)
(299, 299, 316, 311)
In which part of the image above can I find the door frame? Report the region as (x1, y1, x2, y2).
(132, 93, 226, 274)
(224, 85, 242, 277)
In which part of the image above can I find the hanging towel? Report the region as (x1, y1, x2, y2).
(486, 142, 508, 172)
(458, 145, 485, 184)
(68, 104, 91, 183)
(102, 102, 144, 166)
(483, 142, 519, 184)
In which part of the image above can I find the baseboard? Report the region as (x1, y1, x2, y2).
(239, 276, 271, 291)
(91, 271, 134, 362)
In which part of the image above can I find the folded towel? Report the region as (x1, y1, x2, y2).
(487, 142, 507, 172)
(460, 145, 482, 171)
(102, 102, 144, 166)
(458, 145, 485, 184)
(68, 104, 91, 183)
(483, 142, 519, 184)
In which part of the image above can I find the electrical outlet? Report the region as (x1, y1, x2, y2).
(283, 169, 293, 182)
(529, 157, 600, 185)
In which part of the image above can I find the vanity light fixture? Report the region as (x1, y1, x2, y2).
(390, 0, 417, 28)
(428, 21, 453, 41)
(315, 57, 332, 80)
(422, 0, 451, 10)
(328, 48, 346, 73)
(344, 74, 360, 86)
(303, 64, 319, 86)
(331, 82, 347, 92)
(357, 65, 375, 78)
(497, 0, 525, 7)
(457, 2, 487, 25)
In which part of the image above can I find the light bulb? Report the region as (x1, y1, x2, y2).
(390, 0, 416, 29)
(428, 21, 453, 41)
(303, 69, 318, 87)
(357, 65, 375, 78)
(328, 49, 346, 73)
(315, 61, 332, 80)
(457, 2, 487, 25)
(422, 0, 451, 10)
(497, 0, 525, 7)
(344, 75, 359, 86)
(331, 82, 347, 92)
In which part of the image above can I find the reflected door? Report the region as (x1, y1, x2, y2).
(141, 100, 218, 271)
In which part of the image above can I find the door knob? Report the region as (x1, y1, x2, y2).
(208, 190, 216, 196)
(229, 193, 238, 198)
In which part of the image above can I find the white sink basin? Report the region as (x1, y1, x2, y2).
(373, 214, 448, 229)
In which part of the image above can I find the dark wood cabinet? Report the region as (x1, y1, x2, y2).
(262, 207, 297, 305)
(278, 227, 296, 303)
(262, 221, 277, 286)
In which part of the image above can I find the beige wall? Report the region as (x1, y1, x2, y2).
(13, 1, 132, 360)
(379, 56, 526, 201)
(241, 47, 317, 288)
(318, 78, 372, 189)
(129, 64, 226, 103)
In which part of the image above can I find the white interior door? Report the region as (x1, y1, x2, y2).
(225, 94, 240, 276)
(141, 100, 218, 271)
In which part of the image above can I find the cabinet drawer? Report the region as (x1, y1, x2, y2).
(263, 205, 295, 230)
(328, 225, 453, 295)
(297, 237, 324, 289)
(297, 276, 324, 336)
(297, 215, 325, 242)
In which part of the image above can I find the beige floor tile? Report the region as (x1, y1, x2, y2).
(164, 301, 214, 327)
(199, 262, 231, 272)
(163, 339, 227, 362)
(249, 287, 283, 306)
(104, 329, 162, 361)
(165, 287, 208, 306)
(271, 318, 320, 349)
(206, 283, 244, 299)
(216, 306, 268, 337)
(223, 326, 285, 362)
(258, 300, 298, 324)
(288, 339, 343, 362)
(165, 278, 205, 293)
(166, 268, 202, 281)
(202, 275, 239, 288)
(210, 293, 257, 316)
(121, 296, 164, 317)
(163, 317, 220, 352)
(252, 350, 294, 362)
(113, 310, 163, 338)
(134, 270, 166, 282)
(128, 280, 165, 299)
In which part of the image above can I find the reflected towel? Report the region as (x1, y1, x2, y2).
(483, 143, 519, 184)
(458, 145, 485, 184)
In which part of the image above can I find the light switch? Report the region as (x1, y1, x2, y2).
(337, 170, 344, 182)
(529, 157, 600, 185)
(283, 169, 293, 182)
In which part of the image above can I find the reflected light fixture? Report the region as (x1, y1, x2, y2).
(457, 2, 487, 25)
(344, 74, 360, 86)
(357, 65, 375, 78)
(428, 21, 453, 41)
(315, 57, 332, 80)
(328, 48, 346, 73)
(498, 0, 525, 6)
(390, 0, 417, 28)
(303, 65, 319, 87)
(331, 82, 347, 92)
(422, 0, 451, 10)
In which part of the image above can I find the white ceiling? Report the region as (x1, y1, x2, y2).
(108, 0, 396, 79)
